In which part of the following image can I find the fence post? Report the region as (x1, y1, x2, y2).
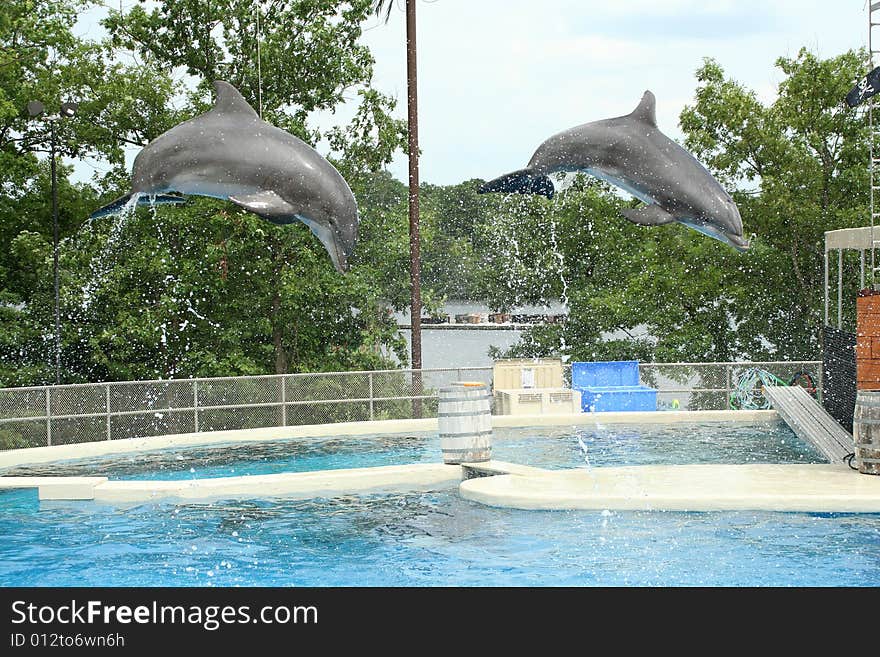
(193, 380, 200, 433)
(725, 364, 732, 409)
(281, 375, 287, 427)
(368, 371, 375, 421)
(45, 387, 52, 447)
(106, 384, 111, 441)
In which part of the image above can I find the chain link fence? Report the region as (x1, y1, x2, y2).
(0, 361, 820, 450)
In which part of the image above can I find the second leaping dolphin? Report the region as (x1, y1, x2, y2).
(90, 80, 358, 272)
(478, 91, 749, 251)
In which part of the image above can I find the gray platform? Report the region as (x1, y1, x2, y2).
(763, 385, 853, 463)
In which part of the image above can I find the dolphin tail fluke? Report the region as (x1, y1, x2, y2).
(478, 169, 555, 199)
(89, 193, 186, 220)
(89, 194, 135, 220)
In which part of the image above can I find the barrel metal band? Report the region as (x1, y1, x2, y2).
(854, 417, 880, 424)
(443, 449, 491, 457)
(855, 441, 880, 447)
(855, 399, 880, 408)
(857, 457, 880, 464)
(439, 429, 493, 439)
(438, 409, 491, 417)
(438, 394, 492, 403)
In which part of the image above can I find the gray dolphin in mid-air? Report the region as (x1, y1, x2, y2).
(90, 80, 358, 272)
(478, 90, 749, 251)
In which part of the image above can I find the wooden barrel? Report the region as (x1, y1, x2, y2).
(438, 381, 492, 464)
(853, 390, 880, 475)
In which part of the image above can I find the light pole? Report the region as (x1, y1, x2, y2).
(27, 100, 78, 385)
(373, 0, 423, 417)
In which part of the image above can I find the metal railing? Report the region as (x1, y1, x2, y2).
(0, 361, 821, 450)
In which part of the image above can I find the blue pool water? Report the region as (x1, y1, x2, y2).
(2, 421, 877, 587)
(1, 488, 878, 586)
(1, 421, 822, 481)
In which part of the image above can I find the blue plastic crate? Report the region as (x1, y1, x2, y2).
(572, 360, 641, 387)
(571, 360, 658, 412)
(578, 385, 657, 412)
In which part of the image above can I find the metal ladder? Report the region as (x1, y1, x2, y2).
(870, 2, 880, 282)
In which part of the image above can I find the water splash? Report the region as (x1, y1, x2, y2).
(576, 434, 591, 468)
(546, 208, 569, 355)
(81, 193, 143, 310)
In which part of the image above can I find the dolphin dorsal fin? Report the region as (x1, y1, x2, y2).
(211, 80, 259, 119)
(630, 91, 657, 128)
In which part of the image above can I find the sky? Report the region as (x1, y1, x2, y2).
(74, 0, 871, 186)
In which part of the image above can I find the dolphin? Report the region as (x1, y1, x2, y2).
(478, 90, 749, 251)
(90, 80, 358, 272)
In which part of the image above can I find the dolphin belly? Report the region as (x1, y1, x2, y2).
(581, 167, 656, 206)
(164, 172, 256, 200)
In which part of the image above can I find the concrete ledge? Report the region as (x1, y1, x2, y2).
(0, 418, 437, 469)
(0, 476, 108, 500)
(459, 464, 880, 513)
(90, 462, 462, 503)
(490, 409, 778, 428)
(0, 410, 779, 470)
(460, 460, 550, 479)
(0, 459, 538, 505)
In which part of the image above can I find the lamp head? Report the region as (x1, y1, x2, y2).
(59, 102, 78, 118)
(27, 101, 45, 118)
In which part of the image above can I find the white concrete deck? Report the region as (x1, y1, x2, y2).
(0, 460, 516, 503)
(458, 464, 880, 512)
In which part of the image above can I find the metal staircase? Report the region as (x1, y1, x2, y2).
(870, 2, 880, 282)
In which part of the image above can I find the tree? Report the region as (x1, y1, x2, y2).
(0, 0, 409, 385)
(0, 0, 177, 385)
(680, 48, 868, 356)
(483, 48, 870, 366)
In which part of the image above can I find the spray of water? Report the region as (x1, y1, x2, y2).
(576, 434, 591, 468)
(546, 208, 569, 355)
(81, 193, 143, 310)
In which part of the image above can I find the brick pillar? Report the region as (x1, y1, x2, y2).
(856, 289, 880, 390)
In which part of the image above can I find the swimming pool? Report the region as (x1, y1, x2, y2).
(2, 420, 869, 587)
(1, 488, 877, 586)
(0, 421, 822, 481)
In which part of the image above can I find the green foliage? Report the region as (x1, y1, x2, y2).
(0, 1, 870, 392)
(0, 0, 409, 386)
(483, 49, 870, 365)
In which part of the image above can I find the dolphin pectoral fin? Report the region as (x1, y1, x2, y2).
(620, 204, 677, 226)
(478, 169, 555, 199)
(228, 191, 300, 222)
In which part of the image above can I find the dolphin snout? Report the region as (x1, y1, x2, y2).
(727, 232, 750, 252)
(329, 209, 358, 273)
